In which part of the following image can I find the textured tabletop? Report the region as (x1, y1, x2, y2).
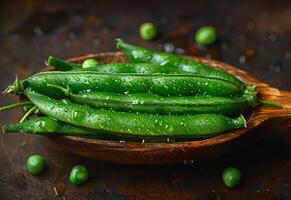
(0, 1, 290, 199)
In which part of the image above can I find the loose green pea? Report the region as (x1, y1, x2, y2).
(195, 26, 217, 46)
(139, 22, 157, 40)
(26, 155, 45, 175)
(69, 165, 89, 185)
(222, 167, 242, 188)
(82, 59, 98, 68)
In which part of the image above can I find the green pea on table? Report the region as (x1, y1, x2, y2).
(222, 167, 242, 188)
(27, 155, 46, 175)
(69, 165, 89, 185)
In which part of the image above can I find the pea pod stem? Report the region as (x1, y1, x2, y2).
(2, 75, 24, 95)
(25, 88, 247, 139)
(258, 100, 283, 109)
(20, 106, 37, 123)
(0, 101, 33, 111)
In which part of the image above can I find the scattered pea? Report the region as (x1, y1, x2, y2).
(69, 165, 89, 185)
(26, 155, 45, 175)
(222, 167, 242, 188)
(139, 22, 157, 40)
(195, 26, 217, 46)
(82, 59, 98, 68)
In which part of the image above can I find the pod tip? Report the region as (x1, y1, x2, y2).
(2, 125, 7, 133)
(46, 56, 55, 66)
(115, 38, 124, 49)
(2, 75, 24, 95)
(243, 85, 257, 106)
(241, 114, 247, 128)
(234, 114, 247, 128)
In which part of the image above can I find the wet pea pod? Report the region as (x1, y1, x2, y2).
(116, 39, 245, 88)
(25, 89, 246, 139)
(7, 71, 243, 98)
(48, 56, 185, 74)
(74, 62, 187, 74)
(2, 116, 175, 142)
(48, 84, 253, 116)
(3, 117, 115, 139)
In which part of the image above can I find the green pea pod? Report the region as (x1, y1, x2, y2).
(48, 56, 185, 74)
(25, 89, 247, 139)
(48, 84, 252, 116)
(47, 56, 82, 71)
(2, 117, 175, 142)
(48, 57, 185, 74)
(2, 117, 134, 141)
(116, 39, 245, 88)
(9, 71, 243, 98)
(73, 62, 187, 74)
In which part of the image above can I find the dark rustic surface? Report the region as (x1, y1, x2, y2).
(0, 1, 290, 200)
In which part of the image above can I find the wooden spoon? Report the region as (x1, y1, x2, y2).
(46, 52, 291, 165)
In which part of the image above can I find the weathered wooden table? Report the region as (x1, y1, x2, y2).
(0, 1, 290, 199)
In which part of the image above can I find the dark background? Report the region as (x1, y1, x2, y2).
(0, 0, 290, 199)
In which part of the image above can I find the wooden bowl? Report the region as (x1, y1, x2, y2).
(47, 52, 291, 164)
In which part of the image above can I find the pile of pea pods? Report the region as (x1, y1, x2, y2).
(1, 39, 264, 142)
